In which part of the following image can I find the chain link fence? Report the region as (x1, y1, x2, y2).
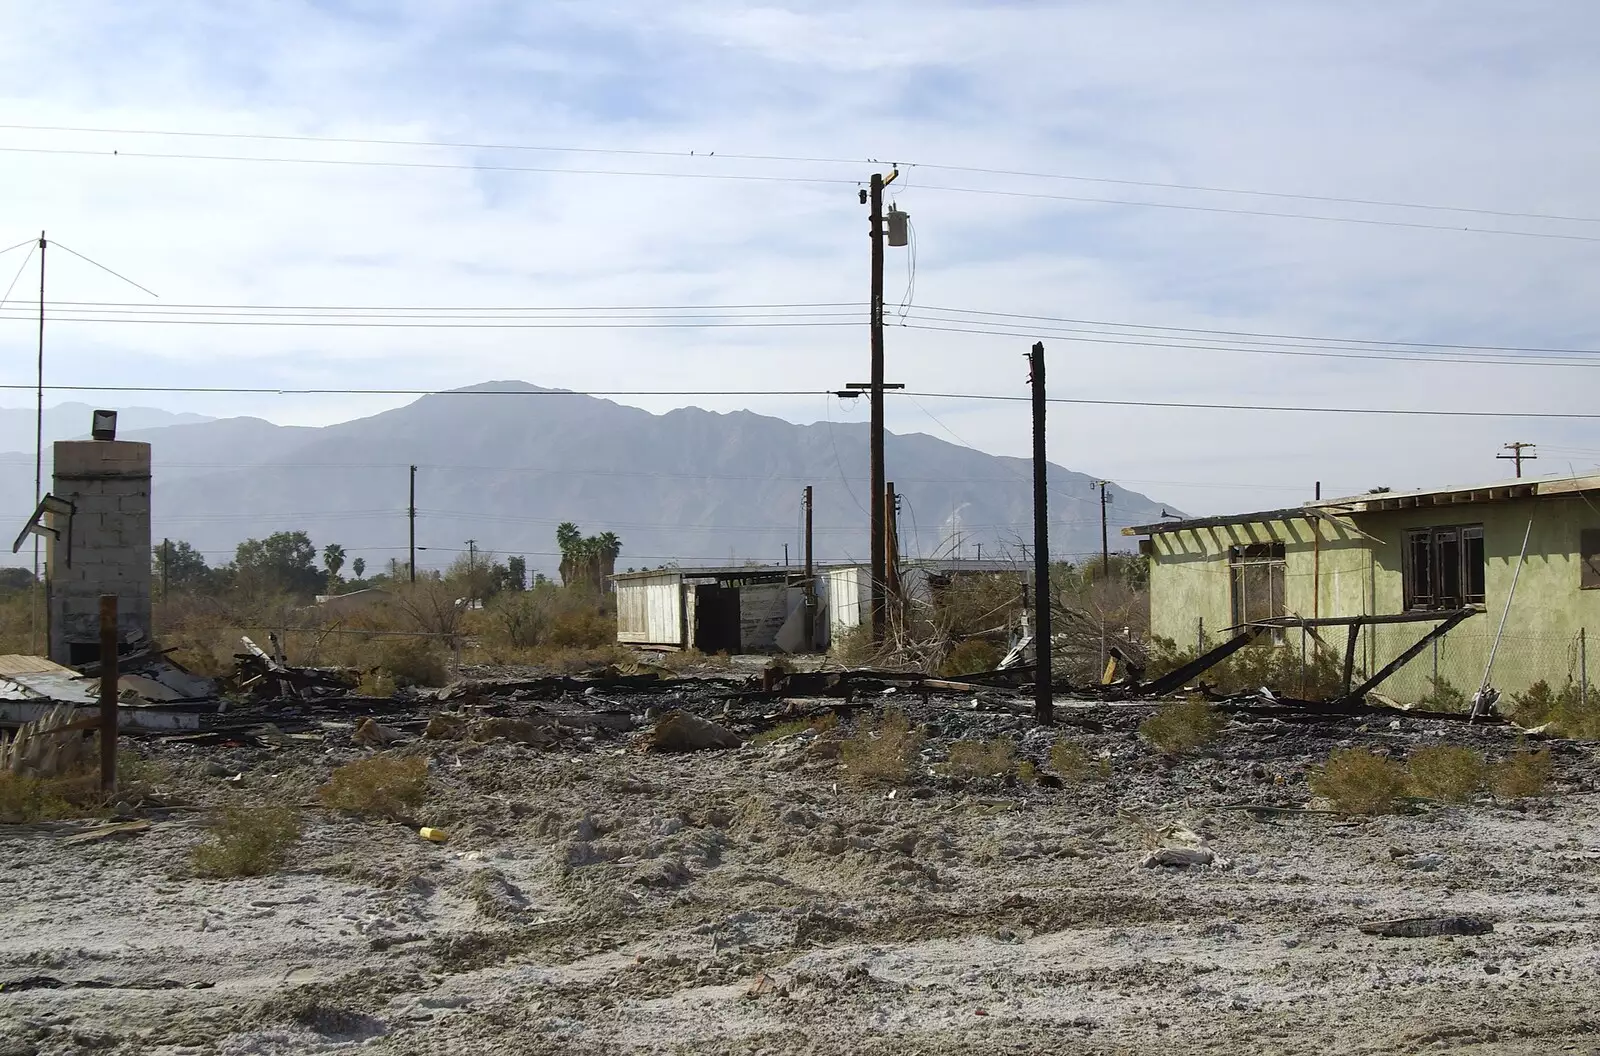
(1360, 624, 1592, 711)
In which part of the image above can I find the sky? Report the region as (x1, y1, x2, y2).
(1, 0, 1598, 526)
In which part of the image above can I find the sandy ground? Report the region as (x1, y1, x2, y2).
(3, 692, 1600, 1056)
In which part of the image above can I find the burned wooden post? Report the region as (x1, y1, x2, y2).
(98, 593, 117, 793)
(1028, 342, 1053, 725)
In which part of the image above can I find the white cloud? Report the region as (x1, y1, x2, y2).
(0, 0, 1595, 516)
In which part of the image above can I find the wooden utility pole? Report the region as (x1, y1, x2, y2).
(1090, 480, 1112, 578)
(1029, 343, 1053, 725)
(161, 538, 171, 602)
(1498, 442, 1537, 478)
(98, 594, 118, 793)
(408, 464, 417, 583)
(865, 168, 900, 645)
(803, 485, 815, 650)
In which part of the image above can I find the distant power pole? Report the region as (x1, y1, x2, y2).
(1028, 342, 1053, 726)
(803, 485, 815, 650)
(161, 538, 171, 602)
(1498, 441, 1537, 478)
(408, 464, 417, 583)
(1091, 480, 1113, 577)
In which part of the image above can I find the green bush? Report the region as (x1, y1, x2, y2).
(1310, 748, 1408, 815)
(941, 737, 1016, 780)
(374, 637, 449, 687)
(1406, 745, 1486, 803)
(1049, 740, 1111, 783)
(840, 710, 924, 786)
(319, 755, 428, 819)
(194, 805, 303, 878)
(1510, 679, 1600, 738)
(1146, 636, 1344, 699)
(1417, 677, 1468, 712)
(939, 638, 1003, 677)
(1491, 748, 1552, 798)
(1139, 699, 1224, 756)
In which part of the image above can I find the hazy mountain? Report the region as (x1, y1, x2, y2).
(0, 383, 1179, 578)
(0, 402, 212, 454)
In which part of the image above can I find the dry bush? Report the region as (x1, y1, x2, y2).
(1491, 748, 1553, 798)
(1049, 740, 1110, 783)
(1016, 759, 1038, 785)
(840, 710, 924, 786)
(357, 669, 398, 697)
(832, 623, 878, 666)
(1418, 677, 1468, 712)
(751, 712, 837, 747)
(373, 636, 449, 687)
(1406, 745, 1487, 803)
(1146, 637, 1344, 700)
(1310, 748, 1409, 815)
(650, 649, 733, 673)
(939, 638, 1003, 678)
(0, 771, 102, 822)
(318, 755, 428, 819)
(193, 805, 303, 878)
(941, 737, 1016, 780)
(1510, 680, 1600, 738)
(1138, 698, 1224, 756)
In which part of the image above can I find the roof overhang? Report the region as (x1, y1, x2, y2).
(1122, 507, 1322, 537)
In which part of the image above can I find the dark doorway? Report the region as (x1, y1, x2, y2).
(693, 585, 741, 654)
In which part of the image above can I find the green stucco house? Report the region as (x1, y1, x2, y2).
(1125, 474, 1600, 704)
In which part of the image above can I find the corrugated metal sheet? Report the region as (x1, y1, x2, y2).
(616, 571, 685, 646)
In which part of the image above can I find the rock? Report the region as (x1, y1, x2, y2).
(1357, 916, 1493, 938)
(424, 713, 469, 740)
(472, 716, 557, 746)
(352, 718, 406, 746)
(646, 710, 743, 753)
(1141, 846, 1232, 869)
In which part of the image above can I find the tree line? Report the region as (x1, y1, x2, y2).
(153, 522, 624, 600)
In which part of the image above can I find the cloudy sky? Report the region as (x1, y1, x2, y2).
(1, 0, 1598, 522)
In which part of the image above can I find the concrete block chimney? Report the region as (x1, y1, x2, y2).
(47, 420, 152, 664)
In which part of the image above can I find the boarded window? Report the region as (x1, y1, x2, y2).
(1230, 543, 1285, 628)
(1404, 524, 1485, 609)
(1582, 529, 1600, 590)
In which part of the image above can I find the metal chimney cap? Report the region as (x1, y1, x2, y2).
(91, 409, 117, 441)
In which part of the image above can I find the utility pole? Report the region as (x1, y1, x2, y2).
(32, 232, 44, 655)
(408, 464, 417, 583)
(885, 481, 901, 613)
(1028, 343, 1053, 725)
(864, 168, 900, 645)
(1091, 480, 1112, 578)
(1498, 442, 1537, 478)
(161, 538, 171, 602)
(783, 543, 789, 566)
(803, 485, 815, 650)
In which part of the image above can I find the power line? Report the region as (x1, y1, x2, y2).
(0, 382, 1594, 419)
(911, 304, 1600, 357)
(7, 121, 1593, 225)
(3, 143, 1595, 243)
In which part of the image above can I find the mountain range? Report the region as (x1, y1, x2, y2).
(0, 383, 1178, 579)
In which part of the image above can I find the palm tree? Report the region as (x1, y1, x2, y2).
(556, 523, 583, 586)
(322, 543, 346, 587)
(594, 531, 622, 587)
(351, 557, 366, 580)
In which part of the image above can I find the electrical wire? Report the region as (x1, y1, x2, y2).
(3, 142, 1595, 243)
(8, 122, 1595, 225)
(0, 245, 37, 311)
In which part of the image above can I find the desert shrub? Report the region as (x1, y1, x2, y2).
(1406, 745, 1486, 803)
(0, 771, 101, 822)
(751, 712, 838, 747)
(318, 755, 428, 819)
(1510, 679, 1600, 738)
(941, 737, 1016, 780)
(1491, 748, 1553, 798)
(1048, 740, 1111, 783)
(840, 710, 924, 786)
(357, 669, 398, 697)
(1138, 699, 1224, 756)
(1418, 677, 1468, 712)
(1309, 748, 1409, 815)
(939, 638, 1004, 678)
(832, 623, 877, 665)
(1146, 636, 1344, 700)
(1015, 760, 1038, 785)
(374, 637, 449, 687)
(193, 805, 303, 878)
